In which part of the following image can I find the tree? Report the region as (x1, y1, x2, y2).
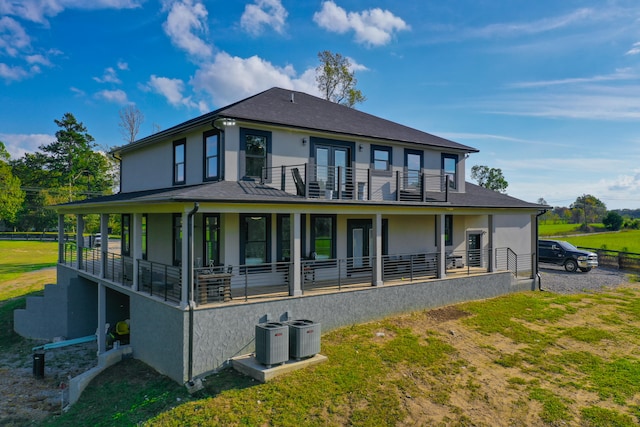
(0, 142, 25, 226)
(602, 211, 624, 231)
(11, 113, 115, 231)
(570, 194, 606, 225)
(470, 165, 508, 193)
(118, 105, 144, 143)
(316, 50, 365, 108)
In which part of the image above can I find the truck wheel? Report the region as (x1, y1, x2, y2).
(564, 259, 578, 273)
(579, 267, 591, 273)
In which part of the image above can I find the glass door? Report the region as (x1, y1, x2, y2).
(315, 145, 350, 198)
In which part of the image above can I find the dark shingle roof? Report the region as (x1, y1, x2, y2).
(116, 87, 477, 154)
(60, 180, 541, 210)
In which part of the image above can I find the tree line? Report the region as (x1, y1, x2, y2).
(538, 194, 636, 231)
(1, 113, 117, 233)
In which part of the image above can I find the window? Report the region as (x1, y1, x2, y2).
(173, 139, 186, 185)
(442, 154, 458, 190)
(203, 130, 221, 181)
(204, 214, 220, 266)
(277, 214, 290, 262)
(405, 149, 423, 189)
(371, 145, 392, 175)
(311, 215, 336, 260)
(436, 215, 453, 246)
(240, 214, 271, 265)
(240, 128, 271, 179)
(172, 214, 182, 266)
(121, 214, 131, 256)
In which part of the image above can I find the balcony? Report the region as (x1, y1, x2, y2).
(260, 163, 454, 202)
(60, 245, 530, 308)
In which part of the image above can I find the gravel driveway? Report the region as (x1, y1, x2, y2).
(538, 263, 631, 293)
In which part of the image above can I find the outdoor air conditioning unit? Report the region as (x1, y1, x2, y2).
(255, 322, 289, 368)
(288, 319, 321, 360)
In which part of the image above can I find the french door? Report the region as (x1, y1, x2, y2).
(315, 145, 350, 198)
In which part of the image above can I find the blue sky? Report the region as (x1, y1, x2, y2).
(2, 0, 640, 210)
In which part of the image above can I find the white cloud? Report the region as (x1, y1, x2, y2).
(117, 60, 129, 70)
(0, 0, 142, 24)
(93, 67, 122, 84)
(162, 0, 212, 58)
(241, 0, 288, 35)
(626, 42, 640, 56)
(0, 133, 52, 158)
(95, 89, 128, 104)
(144, 74, 200, 109)
(468, 8, 594, 39)
(0, 62, 33, 81)
(191, 52, 318, 106)
(313, 1, 409, 47)
(24, 54, 51, 66)
(508, 68, 636, 89)
(0, 16, 30, 57)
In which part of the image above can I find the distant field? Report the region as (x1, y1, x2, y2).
(0, 241, 58, 300)
(539, 223, 605, 236)
(563, 230, 640, 254)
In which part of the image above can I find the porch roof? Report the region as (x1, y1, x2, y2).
(56, 180, 543, 211)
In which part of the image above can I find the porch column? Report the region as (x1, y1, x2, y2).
(488, 215, 495, 272)
(58, 214, 65, 263)
(100, 214, 109, 278)
(436, 214, 446, 278)
(291, 213, 302, 296)
(372, 213, 383, 286)
(76, 214, 84, 269)
(131, 213, 143, 291)
(97, 283, 106, 354)
(180, 211, 190, 309)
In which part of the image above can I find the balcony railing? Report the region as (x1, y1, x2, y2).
(61, 246, 526, 306)
(261, 163, 452, 202)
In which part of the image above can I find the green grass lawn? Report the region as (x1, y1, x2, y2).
(539, 223, 606, 236)
(0, 241, 58, 284)
(564, 230, 640, 253)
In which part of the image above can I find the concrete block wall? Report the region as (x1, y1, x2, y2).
(14, 266, 99, 341)
(14, 283, 69, 340)
(186, 272, 535, 381)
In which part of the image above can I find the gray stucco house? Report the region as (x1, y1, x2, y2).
(15, 87, 542, 384)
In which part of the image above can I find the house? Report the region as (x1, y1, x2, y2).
(15, 87, 543, 384)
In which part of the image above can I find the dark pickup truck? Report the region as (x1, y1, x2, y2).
(538, 239, 598, 273)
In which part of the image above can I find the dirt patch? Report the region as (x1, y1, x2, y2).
(0, 341, 98, 426)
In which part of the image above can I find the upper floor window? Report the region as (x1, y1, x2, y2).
(405, 149, 423, 189)
(240, 128, 271, 180)
(122, 214, 131, 256)
(203, 130, 221, 181)
(173, 139, 186, 185)
(371, 145, 392, 175)
(442, 154, 458, 190)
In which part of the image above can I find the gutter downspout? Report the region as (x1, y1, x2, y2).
(186, 202, 199, 384)
(535, 209, 549, 291)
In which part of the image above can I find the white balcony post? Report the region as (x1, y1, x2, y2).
(100, 214, 109, 278)
(58, 214, 65, 263)
(437, 214, 446, 278)
(291, 213, 302, 296)
(132, 213, 142, 291)
(181, 211, 190, 309)
(488, 214, 494, 272)
(97, 283, 106, 354)
(76, 214, 84, 269)
(373, 213, 383, 286)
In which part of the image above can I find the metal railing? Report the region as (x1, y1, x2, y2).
(138, 260, 181, 303)
(261, 162, 451, 202)
(60, 247, 522, 306)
